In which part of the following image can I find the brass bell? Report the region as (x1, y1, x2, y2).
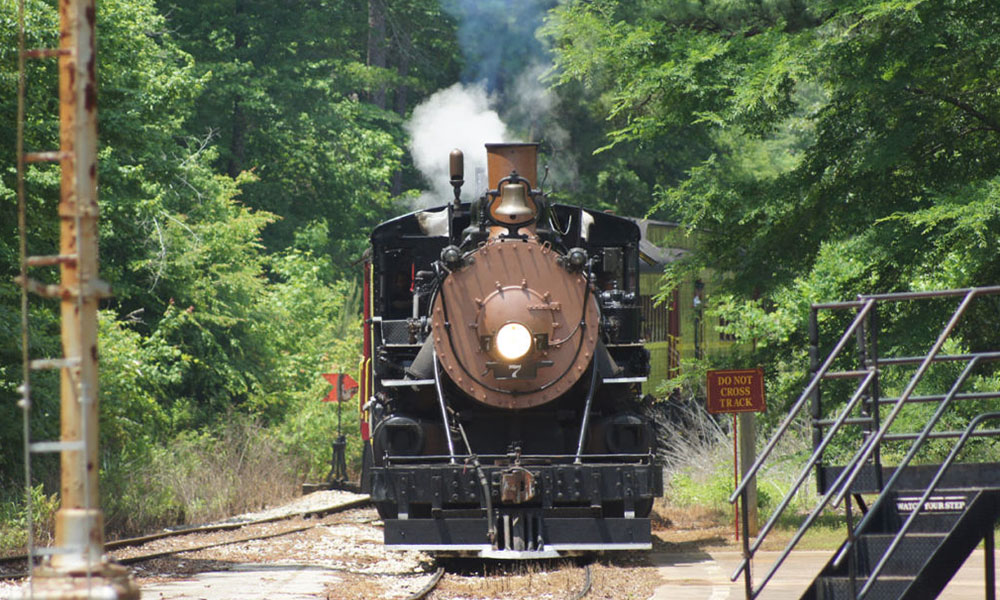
(493, 182, 536, 223)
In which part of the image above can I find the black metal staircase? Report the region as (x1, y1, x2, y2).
(808, 464, 1000, 599)
(729, 287, 1000, 599)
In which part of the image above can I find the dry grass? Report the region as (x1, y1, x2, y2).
(103, 417, 305, 537)
(648, 398, 849, 553)
(429, 557, 660, 600)
(649, 397, 730, 473)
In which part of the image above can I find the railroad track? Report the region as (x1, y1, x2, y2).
(404, 565, 444, 600)
(2, 493, 600, 599)
(400, 560, 590, 600)
(0, 495, 372, 580)
(571, 563, 593, 600)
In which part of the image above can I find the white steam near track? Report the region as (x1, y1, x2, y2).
(406, 83, 510, 208)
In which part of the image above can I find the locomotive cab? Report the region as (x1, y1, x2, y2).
(361, 143, 662, 556)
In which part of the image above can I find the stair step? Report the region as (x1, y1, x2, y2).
(876, 509, 963, 534)
(857, 533, 946, 576)
(819, 575, 913, 600)
(818, 463, 1000, 495)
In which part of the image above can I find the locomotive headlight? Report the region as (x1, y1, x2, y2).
(495, 322, 532, 361)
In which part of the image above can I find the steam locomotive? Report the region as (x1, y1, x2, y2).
(359, 143, 662, 557)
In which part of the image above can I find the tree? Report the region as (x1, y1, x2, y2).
(153, 0, 463, 270)
(545, 0, 1000, 413)
(546, 0, 1000, 293)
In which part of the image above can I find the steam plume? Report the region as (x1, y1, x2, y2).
(406, 83, 509, 207)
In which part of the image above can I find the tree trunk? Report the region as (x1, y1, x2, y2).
(229, 0, 247, 177)
(391, 26, 410, 196)
(367, 0, 387, 109)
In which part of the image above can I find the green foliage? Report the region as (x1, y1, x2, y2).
(667, 466, 734, 515)
(151, 0, 460, 270)
(1, 0, 391, 543)
(0, 484, 58, 555)
(101, 415, 306, 534)
(4, 0, 994, 551)
(547, 0, 1000, 448)
(98, 311, 180, 453)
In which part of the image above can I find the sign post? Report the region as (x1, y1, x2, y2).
(706, 368, 766, 539)
(321, 373, 358, 487)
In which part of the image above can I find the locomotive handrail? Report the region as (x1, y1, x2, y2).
(383, 453, 656, 464)
(431, 350, 457, 464)
(382, 379, 435, 387)
(574, 364, 600, 464)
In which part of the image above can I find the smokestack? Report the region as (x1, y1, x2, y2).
(485, 142, 538, 190)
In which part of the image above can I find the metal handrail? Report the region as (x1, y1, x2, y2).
(729, 298, 876, 502)
(858, 286, 1000, 301)
(833, 354, 997, 569)
(728, 286, 1000, 599)
(831, 289, 981, 509)
(858, 411, 1000, 599)
(731, 371, 876, 589)
(432, 350, 458, 464)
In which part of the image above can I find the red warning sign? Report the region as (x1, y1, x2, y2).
(322, 373, 358, 403)
(706, 368, 766, 414)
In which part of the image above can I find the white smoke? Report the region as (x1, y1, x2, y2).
(508, 63, 577, 188)
(406, 83, 510, 208)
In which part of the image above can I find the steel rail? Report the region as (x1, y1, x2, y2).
(568, 563, 593, 600)
(405, 566, 445, 600)
(116, 525, 315, 565)
(0, 496, 371, 570)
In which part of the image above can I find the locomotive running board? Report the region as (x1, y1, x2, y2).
(389, 546, 651, 558)
(384, 517, 652, 551)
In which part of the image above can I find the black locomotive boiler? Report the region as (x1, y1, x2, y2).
(359, 143, 662, 557)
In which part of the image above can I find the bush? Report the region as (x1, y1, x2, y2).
(0, 485, 59, 557)
(101, 415, 305, 536)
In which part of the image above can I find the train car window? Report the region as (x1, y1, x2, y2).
(718, 317, 737, 342)
(640, 295, 670, 342)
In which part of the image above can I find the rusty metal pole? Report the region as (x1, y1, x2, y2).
(21, 0, 137, 597)
(52, 0, 103, 574)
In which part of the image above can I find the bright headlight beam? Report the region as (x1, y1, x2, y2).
(495, 322, 532, 361)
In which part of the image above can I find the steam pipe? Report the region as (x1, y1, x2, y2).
(432, 350, 457, 464)
(573, 364, 600, 464)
